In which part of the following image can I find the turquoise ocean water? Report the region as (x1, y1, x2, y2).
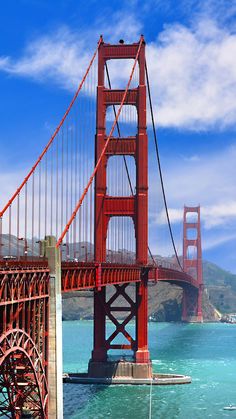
(63, 321, 236, 418)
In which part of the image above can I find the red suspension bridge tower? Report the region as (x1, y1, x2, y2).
(89, 37, 151, 378)
(182, 206, 203, 322)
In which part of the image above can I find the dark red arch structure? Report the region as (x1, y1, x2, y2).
(0, 264, 49, 418)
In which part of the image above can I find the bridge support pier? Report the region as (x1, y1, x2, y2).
(182, 286, 203, 323)
(45, 236, 63, 419)
(88, 271, 152, 381)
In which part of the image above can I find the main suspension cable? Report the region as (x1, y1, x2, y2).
(56, 36, 144, 248)
(105, 62, 156, 266)
(145, 61, 183, 271)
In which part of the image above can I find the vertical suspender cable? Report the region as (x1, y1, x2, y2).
(73, 109, 77, 258)
(25, 183, 28, 254)
(56, 133, 59, 240)
(38, 162, 41, 248)
(74, 116, 77, 257)
(66, 122, 69, 259)
(61, 127, 64, 239)
(44, 154, 47, 238)
(17, 194, 20, 258)
(50, 143, 53, 237)
(70, 119, 73, 251)
(9, 206, 11, 256)
(32, 172, 35, 256)
(78, 99, 82, 253)
(85, 77, 89, 249)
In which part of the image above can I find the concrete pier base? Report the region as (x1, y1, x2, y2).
(63, 372, 191, 385)
(62, 359, 192, 385)
(88, 360, 152, 379)
(182, 315, 203, 323)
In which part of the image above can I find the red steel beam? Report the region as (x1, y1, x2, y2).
(102, 43, 139, 59)
(104, 88, 138, 106)
(105, 137, 136, 156)
(61, 262, 198, 292)
(104, 196, 135, 217)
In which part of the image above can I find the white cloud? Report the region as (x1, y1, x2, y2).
(203, 232, 236, 251)
(155, 203, 236, 230)
(148, 19, 236, 129)
(0, 16, 236, 129)
(149, 144, 236, 230)
(101, 12, 142, 44)
(0, 27, 90, 91)
(182, 154, 200, 162)
(0, 13, 142, 91)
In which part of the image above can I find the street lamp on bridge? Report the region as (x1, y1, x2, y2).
(81, 245, 88, 262)
(18, 238, 28, 259)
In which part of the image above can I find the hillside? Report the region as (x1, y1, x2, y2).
(203, 260, 236, 314)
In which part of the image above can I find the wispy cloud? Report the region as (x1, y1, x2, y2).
(0, 14, 236, 130)
(148, 18, 236, 129)
(202, 232, 236, 251)
(155, 203, 236, 230)
(149, 144, 236, 230)
(0, 12, 142, 91)
(0, 27, 90, 91)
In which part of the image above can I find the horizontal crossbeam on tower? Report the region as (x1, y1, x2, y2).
(102, 43, 140, 59)
(105, 137, 136, 156)
(104, 196, 135, 216)
(104, 89, 138, 106)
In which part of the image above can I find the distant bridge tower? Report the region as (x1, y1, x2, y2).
(88, 36, 152, 379)
(182, 206, 203, 322)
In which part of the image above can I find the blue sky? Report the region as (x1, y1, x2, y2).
(0, 0, 236, 272)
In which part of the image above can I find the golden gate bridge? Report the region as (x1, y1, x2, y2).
(0, 36, 203, 418)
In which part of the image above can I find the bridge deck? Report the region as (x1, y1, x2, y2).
(0, 260, 198, 294)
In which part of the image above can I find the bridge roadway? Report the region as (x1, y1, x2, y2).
(0, 259, 198, 300)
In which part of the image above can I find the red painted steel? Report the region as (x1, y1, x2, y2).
(105, 137, 136, 156)
(61, 262, 142, 292)
(182, 206, 203, 321)
(92, 36, 150, 364)
(56, 37, 143, 248)
(103, 283, 137, 351)
(0, 264, 49, 417)
(61, 262, 199, 292)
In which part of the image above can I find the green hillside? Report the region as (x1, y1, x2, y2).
(203, 260, 236, 313)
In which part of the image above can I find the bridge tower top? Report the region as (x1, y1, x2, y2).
(183, 205, 203, 286)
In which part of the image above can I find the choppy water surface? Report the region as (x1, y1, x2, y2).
(63, 321, 236, 418)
